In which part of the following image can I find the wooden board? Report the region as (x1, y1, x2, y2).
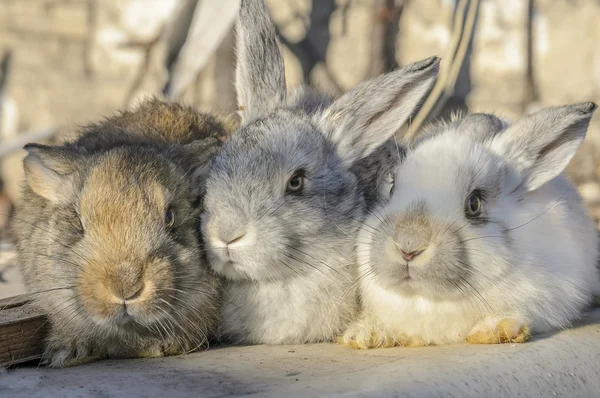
(0, 295, 48, 367)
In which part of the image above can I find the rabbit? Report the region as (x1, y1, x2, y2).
(200, 0, 439, 345)
(11, 98, 233, 367)
(339, 103, 600, 349)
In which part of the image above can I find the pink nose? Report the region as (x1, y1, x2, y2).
(400, 249, 424, 262)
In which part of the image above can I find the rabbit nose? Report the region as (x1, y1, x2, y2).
(224, 232, 247, 246)
(122, 283, 145, 302)
(111, 283, 145, 303)
(400, 249, 424, 262)
(218, 228, 249, 247)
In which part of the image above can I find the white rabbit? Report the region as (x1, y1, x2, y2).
(341, 105, 600, 348)
(200, 0, 439, 344)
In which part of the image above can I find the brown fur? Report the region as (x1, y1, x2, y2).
(13, 97, 234, 367)
(102, 99, 238, 144)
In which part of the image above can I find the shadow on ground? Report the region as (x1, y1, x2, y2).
(2, 309, 599, 398)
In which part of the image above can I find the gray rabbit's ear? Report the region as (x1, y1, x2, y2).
(493, 102, 596, 193)
(318, 56, 440, 167)
(235, 0, 286, 123)
(22, 144, 80, 204)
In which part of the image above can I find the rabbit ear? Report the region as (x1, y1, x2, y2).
(456, 113, 507, 142)
(318, 56, 440, 167)
(493, 102, 596, 193)
(22, 144, 80, 204)
(181, 138, 221, 201)
(236, 0, 286, 123)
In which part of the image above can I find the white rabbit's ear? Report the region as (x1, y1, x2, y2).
(318, 57, 439, 167)
(23, 144, 80, 204)
(494, 102, 596, 193)
(235, 0, 286, 123)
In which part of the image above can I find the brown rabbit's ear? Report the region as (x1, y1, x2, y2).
(23, 144, 80, 204)
(181, 138, 221, 200)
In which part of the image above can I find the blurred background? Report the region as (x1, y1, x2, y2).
(1, 0, 600, 297)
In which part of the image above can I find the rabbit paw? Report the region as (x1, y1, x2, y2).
(134, 346, 165, 359)
(44, 342, 98, 368)
(466, 318, 530, 344)
(135, 345, 183, 359)
(135, 340, 203, 358)
(338, 320, 397, 349)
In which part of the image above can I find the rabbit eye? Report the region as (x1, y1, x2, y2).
(286, 170, 305, 194)
(389, 181, 396, 196)
(165, 208, 175, 228)
(465, 191, 483, 217)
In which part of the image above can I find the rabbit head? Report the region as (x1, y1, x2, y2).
(20, 137, 217, 330)
(202, 0, 439, 282)
(361, 103, 597, 299)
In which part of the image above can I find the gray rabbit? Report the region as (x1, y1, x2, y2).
(201, 0, 440, 345)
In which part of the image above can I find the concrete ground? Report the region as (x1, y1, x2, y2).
(1, 309, 599, 398)
(2, 240, 599, 397)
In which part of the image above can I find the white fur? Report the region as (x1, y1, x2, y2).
(219, 253, 357, 344)
(352, 110, 599, 345)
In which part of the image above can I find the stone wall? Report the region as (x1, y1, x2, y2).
(2, 0, 600, 221)
(0, 0, 179, 206)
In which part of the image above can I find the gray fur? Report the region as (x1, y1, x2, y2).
(496, 102, 596, 192)
(236, 0, 287, 122)
(319, 56, 439, 167)
(201, 0, 440, 344)
(416, 112, 506, 148)
(456, 113, 507, 142)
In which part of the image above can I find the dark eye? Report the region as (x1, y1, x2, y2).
(165, 208, 175, 229)
(465, 191, 483, 218)
(286, 170, 305, 194)
(389, 181, 396, 196)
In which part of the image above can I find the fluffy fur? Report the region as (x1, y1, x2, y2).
(201, 0, 439, 345)
(12, 99, 231, 367)
(342, 103, 600, 348)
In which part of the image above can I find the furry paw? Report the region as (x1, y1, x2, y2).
(44, 343, 98, 368)
(133, 346, 165, 359)
(338, 321, 397, 349)
(466, 318, 530, 344)
(134, 340, 201, 359)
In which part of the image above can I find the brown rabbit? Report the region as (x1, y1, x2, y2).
(11, 98, 234, 367)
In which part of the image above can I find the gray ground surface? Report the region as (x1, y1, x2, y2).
(2, 309, 599, 398)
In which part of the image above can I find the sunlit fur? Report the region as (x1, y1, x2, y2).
(204, 112, 363, 344)
(350, 107, 600, 346)
(13, 99, 228, 367)
(201, 0, 439, 345)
